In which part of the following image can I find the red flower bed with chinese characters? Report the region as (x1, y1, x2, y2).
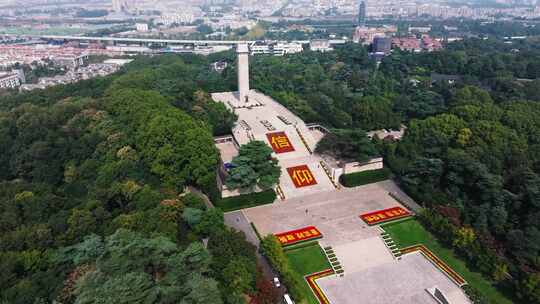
(266, 132, 295, 153)
(287, 165, 318, 188)
(275, 226, 322, 246)
(360, 206, 411, 225)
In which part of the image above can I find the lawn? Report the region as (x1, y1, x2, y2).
(339, 168, 390, 187)
(383, 219, 513, 304)
(285, 244, 331, 304)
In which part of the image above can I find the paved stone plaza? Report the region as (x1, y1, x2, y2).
(242, 180, 470, 304)
(317, 252, 471, 304)
(243, 181, 404, 244)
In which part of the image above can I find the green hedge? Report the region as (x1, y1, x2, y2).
(282, 240, 320, 252)
(215, 189, 277, 212)
(339, 168, 391, 187)
(250, 222, 262, 241)
(260, 235, 305, 303)
(463, 285, 489, 304)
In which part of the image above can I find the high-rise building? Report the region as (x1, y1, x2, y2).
(358, 0, 367, 26)
(237, 44, 250, 103)
(112, 0, 130, 13)
(112, 0, 121, 12)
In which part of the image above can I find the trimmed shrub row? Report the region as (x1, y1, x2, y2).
(215, 189, 277, 212)
(339, 168, 391, 187)
(250, 222, 262, 241)
(260, 235, 305, 303)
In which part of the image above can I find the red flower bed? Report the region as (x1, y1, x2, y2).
(266, 132, 295, 153)
(287, 165, 318, 188)
(305, 269, 334, 304)
(274, 226, 322, 246)
(360, 206, 411, 225)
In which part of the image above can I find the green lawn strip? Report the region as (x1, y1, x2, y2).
(216, 189, 276, 212)
(250, 222, 262, 241)
(382, 219, 513, 304)
(339, 168, 390, 187)
(285, 244, 332, 304)
(283, 240, 321, 252)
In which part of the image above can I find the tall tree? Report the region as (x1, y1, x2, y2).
(226, 141, 281, 190)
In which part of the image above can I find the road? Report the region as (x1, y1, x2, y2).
(189, 189, 286, 299)
(224, 210, 286, 298)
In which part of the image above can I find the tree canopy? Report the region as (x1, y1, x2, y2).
(0, 54, 261, 304)
(226, 141, 281, 190)
(58, 229, 222, 304)
(315, 129, 379, 163)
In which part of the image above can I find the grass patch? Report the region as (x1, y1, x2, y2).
(285, 244, 332, 304)
(215, 189, 276, 212)
(383, 219, 513, 304)
(339, 168, 390, 187)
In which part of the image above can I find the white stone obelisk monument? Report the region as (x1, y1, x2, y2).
(237, 43, 250, 103)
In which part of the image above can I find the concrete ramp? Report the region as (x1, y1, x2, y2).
(332, 237, 394, 273)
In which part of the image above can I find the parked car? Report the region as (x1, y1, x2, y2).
(273, 277, 281, 288)
(283, 293, 294, 304)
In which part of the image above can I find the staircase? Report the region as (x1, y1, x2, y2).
(276, 184, 286, 201)
(319, 161, 341, 190)
(380, 231, 402, 260)
(247, 131, 255, 141)
(295, 126, 313, 154)
(322, 245, 345, 277)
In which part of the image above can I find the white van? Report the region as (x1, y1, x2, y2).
(283, 294, 295, 304)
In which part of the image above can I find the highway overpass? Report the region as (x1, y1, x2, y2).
(28, 35, 345, 47)
(32, 35, 260, 46)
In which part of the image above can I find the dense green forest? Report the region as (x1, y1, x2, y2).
(1, 36, 540, 303)
(0, 54, 273, 304)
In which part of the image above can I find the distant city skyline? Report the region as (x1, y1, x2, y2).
(0, 0, 538, 7)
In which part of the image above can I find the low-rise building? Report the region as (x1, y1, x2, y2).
(274, 42, 303, 55)
(372, 37, 392, 54)
(0, 72, 22, 89)
(392, 35, 443, 52)
(211, 61, 228, 73)
(250, 42, 304, 56)
(52, 54, 88, 69)
(392, 37, 422, 52)
(250, 44, 272, 55)
(310, 39, 333, 52)
(353, 26, 387, 44)
(409, 26, 432, 33)
(136, 23, 149, 32)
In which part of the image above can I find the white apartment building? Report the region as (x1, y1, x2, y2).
(157, 12, 195, 26)
(250, 44, 272, 55)
(274, 42, 303, 56)
(0, 73, 21, 89)
(310, 39, 333, 52)
(250, 42, 304, 56)
(136, 23, 149, 32)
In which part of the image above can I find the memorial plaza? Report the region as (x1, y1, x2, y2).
(215, 44, 471, 304)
